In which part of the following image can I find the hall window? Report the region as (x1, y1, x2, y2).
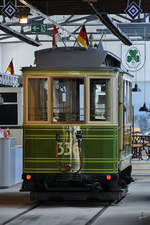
(0, 93, 17, 125)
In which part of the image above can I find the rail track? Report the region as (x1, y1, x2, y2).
(2, 198, 122, 225)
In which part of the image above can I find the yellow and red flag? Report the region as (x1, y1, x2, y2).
(77, 25, 89, 49)
(7, 59, 14, 75)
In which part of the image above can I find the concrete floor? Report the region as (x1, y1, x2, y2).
(0, 183, 33, 224)
(93, 178, 150, 225)
(0, 178, 150, 225)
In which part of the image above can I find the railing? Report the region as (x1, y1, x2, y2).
(132, 133, 150, 160)
(0, 73, 20, 87)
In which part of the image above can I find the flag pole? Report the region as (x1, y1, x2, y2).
(62, 38, 67, 47)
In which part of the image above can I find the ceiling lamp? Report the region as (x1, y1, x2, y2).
(17, 7, 30, 24)
(139, 102, 148, 112)
(19, 15, 28, 24)
(132, 83, 141, 92)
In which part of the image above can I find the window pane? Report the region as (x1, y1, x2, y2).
(53, 78, 84, 122)
(126, 81, 132, 123)
(0, 93, 17, 102)
(90, 79, 110, 121)
(0, 104, 17, 125)
(124, 81, 127, 124)
(0, 93, 17, 125)
(28, 78, 48, 121)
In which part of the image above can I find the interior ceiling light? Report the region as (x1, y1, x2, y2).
(19, 16, 28, 24)
(17, 7, 30, 24)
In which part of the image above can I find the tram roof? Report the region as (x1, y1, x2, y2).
(22, 47, 122, 71)
(23, 47, 133, 77)
(36, 47, 121, 69)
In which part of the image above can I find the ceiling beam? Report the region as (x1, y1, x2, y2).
(97, 23, 150, 39)
(87, 1, 132, 46)
(0, 24, 41, 46)
(18, 0, 77, 40)
(2, 0, 149, 15)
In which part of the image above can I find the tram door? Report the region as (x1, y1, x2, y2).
(118, 75, 132, 161)
(118, 75, 124, 155)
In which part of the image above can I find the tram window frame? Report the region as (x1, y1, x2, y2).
(89, 78, 111, 122)
(27, 77, 48, 123)
(51, 77, 85, 124)
(128, 81, 132, 123)
(124, 80, 132, 125)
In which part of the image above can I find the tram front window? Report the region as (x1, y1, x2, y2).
(90, 79, 110, 121)
(53, 78, 84, 122)
(28, 78, 48, 121)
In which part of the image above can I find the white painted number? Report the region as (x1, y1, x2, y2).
(57, 142, 79, 156)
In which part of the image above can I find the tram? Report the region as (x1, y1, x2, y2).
(21, 47, 133, 200)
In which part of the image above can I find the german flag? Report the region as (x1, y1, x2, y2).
(77, 25, 89, 49)
(7, 60, 14, 75)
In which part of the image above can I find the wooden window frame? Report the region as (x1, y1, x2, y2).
(87, 75, 113, 124)
(24, 75, 50, 125)
(51, 76, 86, 124)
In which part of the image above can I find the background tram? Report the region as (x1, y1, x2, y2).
(21, 47, 133, 200)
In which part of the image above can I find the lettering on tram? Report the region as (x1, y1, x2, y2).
(57, 142, 79, 156)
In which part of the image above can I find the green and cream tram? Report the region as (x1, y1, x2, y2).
(21, 47, 133, 200)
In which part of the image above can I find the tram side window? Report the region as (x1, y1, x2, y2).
(124, 81, 132, 124)
(28, 78, 48, 121)
(52, 78, 84, 122)
(123, 81, 127, 124)
(128, 82, 132, 123)
(90, 79, 110, 121)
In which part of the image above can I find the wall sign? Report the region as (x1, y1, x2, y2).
(121, 44, 145, 72)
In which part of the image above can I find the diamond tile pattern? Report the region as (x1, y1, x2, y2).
(2, 2, 17, 19)
(125, 2, 141, 19)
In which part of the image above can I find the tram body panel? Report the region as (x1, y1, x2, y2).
(23, 125, 118, 174)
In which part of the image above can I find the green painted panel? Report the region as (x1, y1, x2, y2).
(24, 161, 117, 170)
(24, 139, 56, 158)
(23, 170, 118, 174)
(23, 125, 118, 173)
(82, 139, 116, 158)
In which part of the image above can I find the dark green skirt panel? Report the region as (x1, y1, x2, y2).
(23, 125, 118, 174)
